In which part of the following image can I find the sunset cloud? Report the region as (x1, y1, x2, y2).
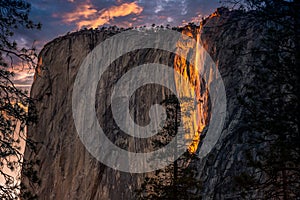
(62, 1, 143, 29)
(63, 3, 97, 23)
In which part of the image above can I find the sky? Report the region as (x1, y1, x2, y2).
(13, 0, 221, 89)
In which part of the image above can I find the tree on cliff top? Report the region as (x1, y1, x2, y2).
(0, 0, 41, 199)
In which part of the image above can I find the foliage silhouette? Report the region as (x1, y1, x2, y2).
(0, 0, 41, 199)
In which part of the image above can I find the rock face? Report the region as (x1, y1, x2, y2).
(22, 10, 265, 199)
(197, 10, 261, 199)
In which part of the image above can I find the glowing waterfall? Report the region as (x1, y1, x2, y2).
(174, 25, 208, 154)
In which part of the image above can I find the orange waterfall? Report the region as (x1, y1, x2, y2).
(174, 25, 209, 154)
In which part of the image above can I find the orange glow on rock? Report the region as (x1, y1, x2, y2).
(174, 25, 209, 154)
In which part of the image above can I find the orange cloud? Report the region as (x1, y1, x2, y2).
(63, 2, 143, 29)
(63, 3, 97, 23)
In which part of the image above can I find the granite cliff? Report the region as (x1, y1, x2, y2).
(21, 9, 282, 199)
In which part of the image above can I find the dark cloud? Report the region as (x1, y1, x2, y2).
(135, 0, 220, 26)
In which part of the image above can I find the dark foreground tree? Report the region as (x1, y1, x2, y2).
(221, 0, 299, 199)
(0, 0, 40, 199)
(137, 152, 201, 200)
(136, 95, 202, 199)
